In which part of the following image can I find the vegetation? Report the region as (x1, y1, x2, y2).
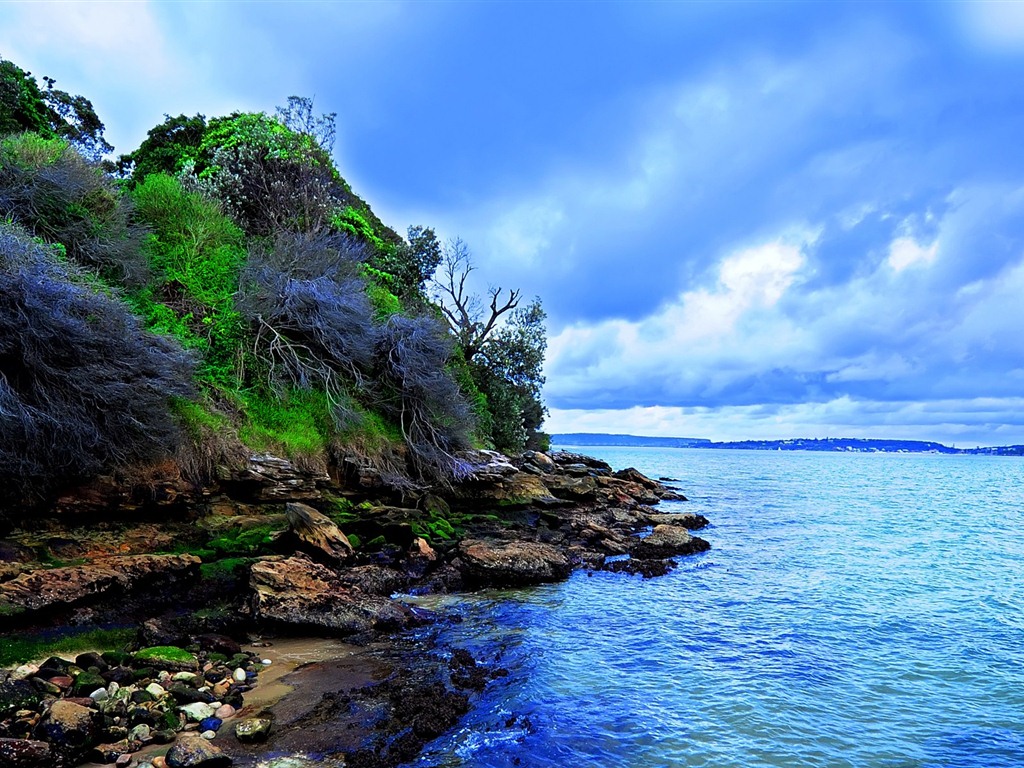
(0, 627, 135, 667)
(0, 54, 550, 511)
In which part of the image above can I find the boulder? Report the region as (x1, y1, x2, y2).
(0, 738, 51, 768)
(236, 453, 327, 502)
(522, 450, 556, 472)
(165, 734, 232, 767)
(285, 502, 354, 564)
(543, 474, 598, 501)
(233, 717, 272, 744)
(35, 700, 97, 762)
(611, 466, 660, 490)
(633, 525, 711, 559)
(459, 540, 572, 587)
(249, 557, 415, 635)
(645, 513, 708, 530)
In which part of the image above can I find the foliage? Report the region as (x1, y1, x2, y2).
(0, 132, 149, 283)
(0, 56, 113, 160)
(0, 223, 194, 503)
(131, 173, 246, 386)
(118, 113, 207, 181)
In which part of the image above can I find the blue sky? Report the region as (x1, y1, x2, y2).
(5, 1, 1024, 445)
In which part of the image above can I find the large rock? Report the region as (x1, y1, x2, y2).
(645, 512, 709, 530)
(232, 453, 328, 502)
(0, 554, 200, 614)
(34, 700, 97, 763)
(633, 525, 711, 558)
(249, 557, 415, 635)
(285, 502, 353, 564)
(459, 540, 572, 587)
(165, 734, 232, 767)
(0, 738, 51, 768)
(543, 474, 598, 501)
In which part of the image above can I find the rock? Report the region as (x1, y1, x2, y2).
(71, 670, 107, 697)
(0, 682, 41, 719)
(116, 754, 133, 767)
(193, 635, 240, 657)
(285, 502, 354, 564)
(231, 669, 245, 684)
(0, 738, 51, 768)
(198, 717, 221, 732)
(237, 453, 327, 502)
(89, 739, 132, 764)
(634, 525, 711, 559)
(74, 652, 108, 673)
(249, 557, 415, 635)
(233, 717, 272, 744)
(89, 687, 109, 702)
(645, 513, 708, 530)
(134, 647, 199, 673)
(522, 450, 556, 472)
(128, 724, 151, 742)
(165, 734, 232, 767)
(172, 672, 198, 683)
(9, 666, 37, 682)
(543, 474, 598, 501)
(144, 683, 166, 698)
(35, 700, 97, 761)
(213, 705, 234, 720)
(178, 702, 217, 722)
(611, 467, 660, 490)
(459, 540, 572, 587)
(0, 555, 200, 615)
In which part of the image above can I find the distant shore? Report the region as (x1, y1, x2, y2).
(552, 433, 1024, 455)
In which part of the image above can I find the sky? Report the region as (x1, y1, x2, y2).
(4, 1, 1024, 446)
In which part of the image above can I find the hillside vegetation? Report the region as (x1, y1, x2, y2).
(0, 56, 548, 514)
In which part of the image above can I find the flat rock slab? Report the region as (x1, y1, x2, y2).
(459, 539, 571, 587)
(0, 554, 200, 614)
(633, 524, 711, 559)
(250, 557, 415, 635)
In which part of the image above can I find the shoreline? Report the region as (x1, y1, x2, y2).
(0, 449, 710, 767)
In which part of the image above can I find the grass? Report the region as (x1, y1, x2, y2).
(0, 627, 136, 667)
(134, 645, 196, 664)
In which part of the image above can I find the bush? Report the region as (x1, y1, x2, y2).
(0, 133, 148, 283)
(0, 224, 194, 503)
(373, 314, 474, 481)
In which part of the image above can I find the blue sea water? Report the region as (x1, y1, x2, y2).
(408, 447, 1024, 768)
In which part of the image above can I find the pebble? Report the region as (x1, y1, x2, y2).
(214, 704, 235, 719)
(261, 659, 272, 666)
(108, 680, 121, 696)
(201, 729, 217, 740)
(12, 664, 39, 680)
(152, 758, 167, 768)
(90, 687, 109, 701)
(173, 671, 198, 683)
(115, 754, 133, 767)
(179, 702, 217, 721)
(129, 723, 152, 741)
(199, 716, 222, 732)
(145, 683, 166, 698)
(157, 671, 172, 685)
(232, 668, 246, 683)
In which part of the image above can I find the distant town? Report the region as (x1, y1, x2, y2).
(550, 434, 1024, 456)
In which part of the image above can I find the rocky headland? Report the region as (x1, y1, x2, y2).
(0, 449, 710, 768)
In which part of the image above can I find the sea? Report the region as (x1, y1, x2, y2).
(406, 446, 1024, 768)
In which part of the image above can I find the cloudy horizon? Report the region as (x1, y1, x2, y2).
(4, 1, 1024, 446)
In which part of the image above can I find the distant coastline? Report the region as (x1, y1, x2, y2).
(551, 433, 1024, 456)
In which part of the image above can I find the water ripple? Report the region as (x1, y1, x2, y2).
(408, 450, 1024, 768)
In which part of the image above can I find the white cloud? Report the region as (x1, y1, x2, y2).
(887, 236, 938, 272)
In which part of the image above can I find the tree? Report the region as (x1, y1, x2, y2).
(0, 57, 113, 160)
(432, 238, 520, 360)
(431, 240, 548, 453)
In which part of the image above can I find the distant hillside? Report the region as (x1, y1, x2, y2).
(551, 433, 1024, 456)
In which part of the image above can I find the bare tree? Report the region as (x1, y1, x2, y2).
(432, 238, 520, 360)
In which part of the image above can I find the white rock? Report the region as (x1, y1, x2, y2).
(232, 668, 247, 683)
(89, 687, 109, 702)
(12, 664, 38, 681)
(178, 702, 216, 722)
(261, 659, 272, 666)
(201, 729, 217, 740)
(173, 671, 198, 682)
(145, 683, 166, 698)
(108, 681, 120, 696)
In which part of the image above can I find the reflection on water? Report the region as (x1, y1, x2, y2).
(407, 448, 1024, 767)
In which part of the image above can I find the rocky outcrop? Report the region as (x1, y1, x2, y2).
(0, 555, 200, 616)
(458, 540, 572, 587)
(249, 557, 415, 635)
(285, 502, 354, 564)
(633, 524, 711, 559)
(226, 454, 329, 502)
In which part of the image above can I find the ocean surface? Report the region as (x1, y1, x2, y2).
(407, 446, 1024, 768)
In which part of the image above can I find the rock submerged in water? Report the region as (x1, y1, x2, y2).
(458, 539, 572, 587)
(233, 717, 272, 744)
(634, 524, 711, 559)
